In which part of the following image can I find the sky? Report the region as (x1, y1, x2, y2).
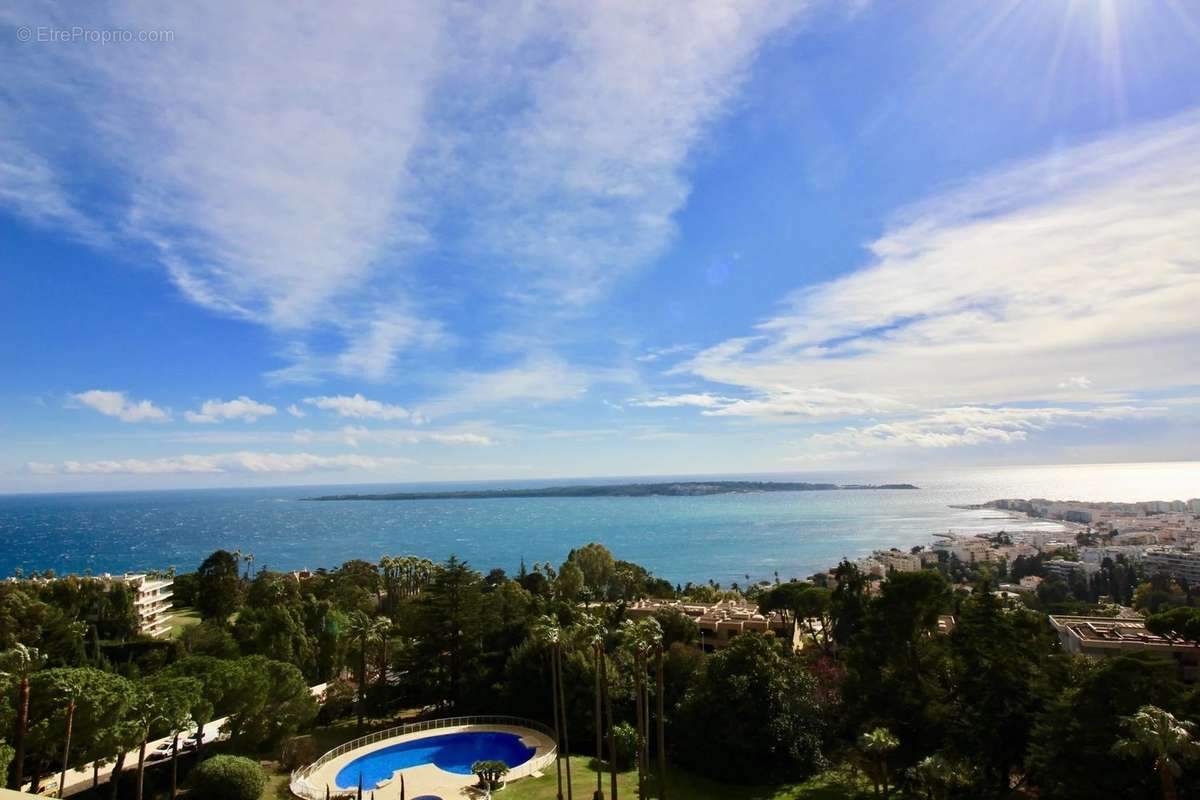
(2, 0, 1199, 492)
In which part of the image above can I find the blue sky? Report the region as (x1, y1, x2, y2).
(2, 0, 1200, 492)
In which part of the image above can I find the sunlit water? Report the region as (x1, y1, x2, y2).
(1, 462, 1196, 584)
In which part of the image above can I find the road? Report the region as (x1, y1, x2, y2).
(39, 683, 329, 798)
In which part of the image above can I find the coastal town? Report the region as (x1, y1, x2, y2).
(6, 494, 1200, 799)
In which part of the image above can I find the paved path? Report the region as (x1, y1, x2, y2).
(46, 683, 329, 797)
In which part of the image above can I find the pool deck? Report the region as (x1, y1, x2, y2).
(301, 724, 556, 799)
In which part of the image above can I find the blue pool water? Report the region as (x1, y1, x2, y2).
(334, 731, 536, 789)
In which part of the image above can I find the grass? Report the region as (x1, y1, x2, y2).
(499, 761, 874, 800)
(166, 606, 201, 637)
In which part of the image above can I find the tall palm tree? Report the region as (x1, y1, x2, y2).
(56, 675, 82, 799)
(345, 613, 391, 728)
(1113, 705, 1200, 800)
(858, 727, 899, 799)
(655, 642, 667, 800)
(620, 618, 662, 799)
(532, 616, 572, 800)
(1, 643, 44, 791)
(574, 615, 607, 800)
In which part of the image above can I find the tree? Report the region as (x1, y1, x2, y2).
(411, 557, 487, 708)
(947, 588, 1062, 796)
(556, 563, 585, 604)
(222, 656, 316, 749)
(1113, 705, 1200, 800)
(533, 615, 571, 800)
(619, 618, 661, 799)
(142, 675, 202, 800)
(1029, 654, 1183, 800)
(759, 582, 833, 654)
(471, 759, 510, 790)
(0, 643, 44, 790)
(858, 727, 899, 799)
(829, 561, 868, 647)
(344, 613, 389, 728)
(195, 551, 243, 623)
(566, 544, 616, 601)
(573, 614, 607, 800)
(186, 754, 267, 800)
(675, 633, 826, 782)
(842, 571, 952, 772)
(1147, 607, 1200, 643)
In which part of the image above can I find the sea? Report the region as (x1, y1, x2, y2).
(0, 462, 1196, 585)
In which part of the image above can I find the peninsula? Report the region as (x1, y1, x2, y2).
(304, 480, 919, 501)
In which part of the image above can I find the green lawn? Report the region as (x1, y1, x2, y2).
(500, 761, 873, 800)
(166, 606, 201, 637)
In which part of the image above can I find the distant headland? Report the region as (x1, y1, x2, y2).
(303, 480, 919, 502)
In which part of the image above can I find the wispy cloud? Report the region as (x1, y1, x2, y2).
(184, 396, 276, 424)
(304, 394, 411, 421)
(628, 393, 733, 409)
(28, 451, 411, 476)
(806, 405, 1159, 451)
(422, 356, 631, 418)
(668, 110, 1200, 448)
(68, 390, 170, 423)
(1, 1, 805, 383)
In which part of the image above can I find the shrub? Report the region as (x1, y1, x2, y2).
(613, 721, 638, 770)
(186, 755, 267, 800)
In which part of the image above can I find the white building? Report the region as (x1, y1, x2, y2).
(106, 573, 175, 637)
(1144, 547, 1200, 587)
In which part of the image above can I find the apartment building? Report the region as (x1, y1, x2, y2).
(1049, 615, 1200, 682)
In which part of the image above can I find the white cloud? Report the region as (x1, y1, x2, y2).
(304, 394, 411, 421)
(69, 390, 170, 423)
(807, 405, 1158, 451)
(423, 356, 628, 417)
(674, 110, 1200, 443)
(1, 1, 805, 379)
(336, 426, 495, 447)
(635, 345, 694, 363)
(628, 393, 733, 409)
(286, 404, 306, 418)
(628, 388, 907, 418)
(454, 1, 806, 305)
(30, 451, 412, 476)
(184, 396, 276, 424)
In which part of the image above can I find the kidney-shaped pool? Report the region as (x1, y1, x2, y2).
(335, 730, 537, 789)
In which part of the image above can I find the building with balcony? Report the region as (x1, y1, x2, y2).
(105, 573, 175, 637)
(1144, 547, 1200, 586)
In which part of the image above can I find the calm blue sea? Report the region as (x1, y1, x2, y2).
(1, 462, 1196, 584)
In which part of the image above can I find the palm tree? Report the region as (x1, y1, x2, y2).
(620, 618, 662, 799)
(1, 643, 44, 791)
(858, 727, 900, 799)
(655, 641, 668, 800)
(56, 675, 83, 799)
(574, 615, 607, 800)
(1113, 705, 1200, 800)
(532, 615, 572, 800)
(345, 613, 391, 728)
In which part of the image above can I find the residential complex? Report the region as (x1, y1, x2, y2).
(6, 571, 175, 638)
(1049, 614, 1200, 682)
(113, 573, 176, 637)
(625, 598, 793, 651)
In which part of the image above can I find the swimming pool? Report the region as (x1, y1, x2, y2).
(334, 731, 537, 789)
